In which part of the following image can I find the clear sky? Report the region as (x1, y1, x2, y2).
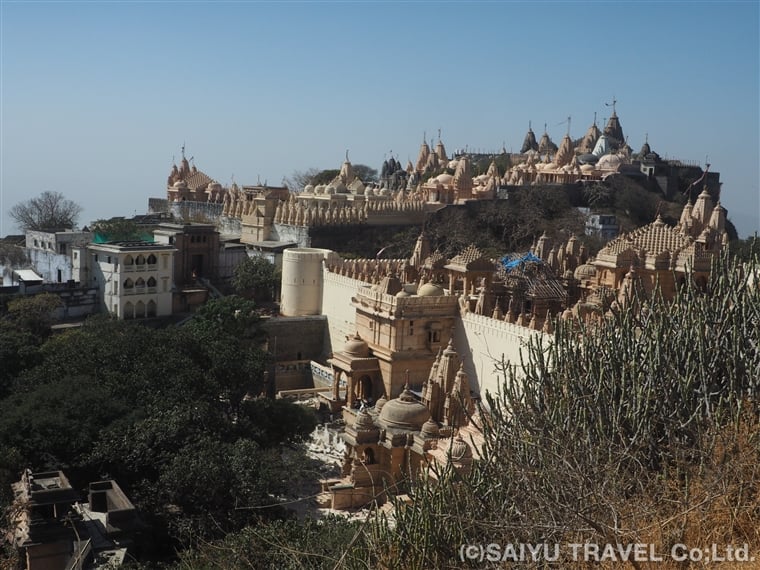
(1, 0, 758, 237)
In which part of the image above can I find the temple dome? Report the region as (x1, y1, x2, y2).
(447, 435, 472, 461)
(378, 387, 430, 431)
(420, 418, 440, 438)
(354, 408, 377, 432)
(574, 263, 597, 281)
(343, 334, 370, 358)
(417, 283, 444, 297)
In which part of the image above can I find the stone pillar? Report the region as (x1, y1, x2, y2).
(347, 375, 356, 408)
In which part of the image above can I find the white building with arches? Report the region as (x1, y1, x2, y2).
(74, 241, 176, 319)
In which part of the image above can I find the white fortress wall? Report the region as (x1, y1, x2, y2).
(321, 268, 363, 356)
(455, 312, 551, 398)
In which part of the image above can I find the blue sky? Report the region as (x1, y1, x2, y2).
(2, 1, 758, 237)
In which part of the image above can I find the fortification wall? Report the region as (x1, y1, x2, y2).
(55, 286, 100, 319)
(260, 316, 327, 362)
(273, 224, 311, 247)
(169, 201, 224, 223)
(454, 311, 551, 398)
(148, 198, 169, 214)
(321, 269, 364, 356)
(217, 216, 241, 235)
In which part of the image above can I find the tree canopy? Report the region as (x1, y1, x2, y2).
(232, 257, 280, 301)
(0, 304, 317, 561)
(9, 191, 83, 231)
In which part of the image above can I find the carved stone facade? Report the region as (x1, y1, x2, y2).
(533, 190, 729, 320)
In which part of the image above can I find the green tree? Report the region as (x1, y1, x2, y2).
(185, 296, 269, 413)
(352, 164, 378, 183)
(172, 515, 366, 570)
(9, 191, 83, 231)
(6, 292, 62, 338)
(282, 167, 320, 192)
(310, 169, 340, 186)
(0, 321, 40, 398)
(232, 257, 279, 301)
(0, 312, 319, 557)
(91, 217, 145, 242)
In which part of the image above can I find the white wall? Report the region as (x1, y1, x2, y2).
(454, 312, 551, 398)
(320, 268, 363, 355)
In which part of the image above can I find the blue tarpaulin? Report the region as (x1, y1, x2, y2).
(501, 252, 542, 272)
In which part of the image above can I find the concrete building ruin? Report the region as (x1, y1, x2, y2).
(7, 470, 140, 570)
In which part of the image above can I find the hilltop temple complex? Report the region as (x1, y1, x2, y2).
(147, 105, 729, 509)
(157, 101, 719, 258)
(276, 189, 729, 509)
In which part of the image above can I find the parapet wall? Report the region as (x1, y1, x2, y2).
(260, 316, 327, 361)
(454, 311, 551, 397)
(169, 201, 223, 223)
(321, 268, 364, 356)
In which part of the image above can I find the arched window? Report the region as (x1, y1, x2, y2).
(147, 254, 157, 265)
(147, 300, 157, 317)
(147, 277, 157, 287)
(124, 255, 134, 266)
(123, 278, 134, 289)
(135, 277, 146, 288)
(135, 300, 146, 318)
(124, 301, 134, 320)
(135, 254, 146, 265)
